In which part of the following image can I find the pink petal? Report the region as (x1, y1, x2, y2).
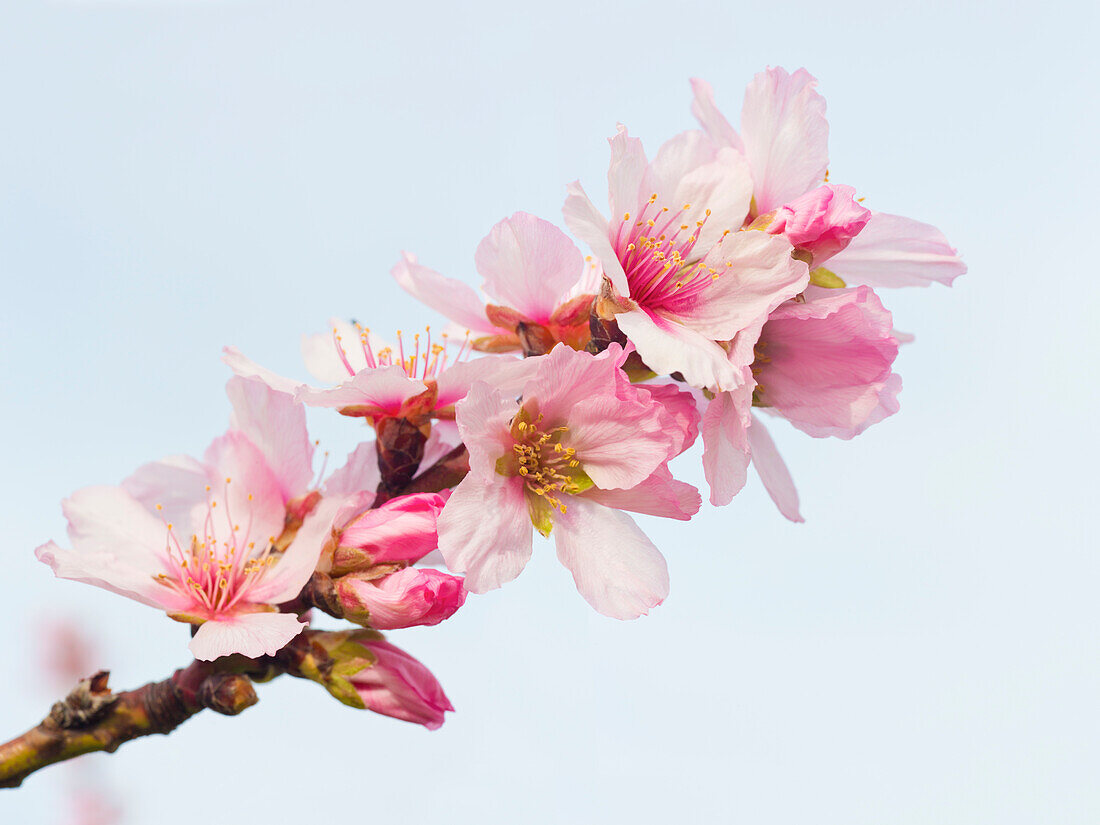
(583, 465, 701, 520)
(553, 497, 669, 620)
(524, 343, 629, 424)
(754, 286, 899, 439)
(690, 77, 744, 152)
(562, 180, 626, 292)
(339, 492, 448, 566)
(607, 124, 648, 227)
(437, 474, 533, 593)
(121, 454, 208, 526)
(565, 393, 675, 490)
(616, 308, 741, 391)
(827, 211, 966, 288)
(354, 640, 453, 729)
(434, 354, 537, 410)
(295, 366, 427, 417)
(246, 506, 329, 604)
(700, 385, 754, 506)
(203, 431, 287, 546)
(189, 612, 307, 661)
(221, 346, 303, 395)
(747, 414, 803, 523)
(669, 229, 809, 340)
(226, 376, 314, 499)
(475, 212, 585, 323)
(452, 382, 519, 481)
(390, 251, 496, 333)
(741, 67, 829, 213)
(324, 442, 381, 497)
(640, 129, 753, 251)
(37, 486, 181, 609)
(301, 318, 376, 383)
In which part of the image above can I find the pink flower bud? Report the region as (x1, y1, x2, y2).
(332, 492, 447, 574)
(762, 184, 871, 266)
(336, 567, 467, 629)
(352, 640, 453, 730)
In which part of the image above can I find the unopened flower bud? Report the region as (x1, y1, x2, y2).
(755, 184, 870, 267)
(335, 567, 467, 629)
(331, 492, 447, 575)
(351, 639, 453, 730)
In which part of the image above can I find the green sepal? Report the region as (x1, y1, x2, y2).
(809, 267, 846, 288)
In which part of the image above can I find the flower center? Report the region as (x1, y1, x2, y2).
(153, 481, 277, 618)
(495, 408, 594, 535)
(612, 194, 729, 306)
(332, 325, 472, 382)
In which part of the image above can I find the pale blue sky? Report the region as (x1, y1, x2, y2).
(2, 1, 1097, 822)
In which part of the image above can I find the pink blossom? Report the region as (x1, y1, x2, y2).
(698, 286, 899, 514)
(393, 212, 601, 353)
(753, 286, 900, 439)
(437, 344, 700, 619)
(36, 378, 325, 661)
(352, 640, 453, 730)
(225, 320, 535, 423)
(563, 125, 808, 390)
(691, 69, 965, 287)
(335, 567, 467, 629)
(757, 184, 870, 267)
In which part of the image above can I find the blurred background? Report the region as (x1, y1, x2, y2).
(1, 1, 1096, 822)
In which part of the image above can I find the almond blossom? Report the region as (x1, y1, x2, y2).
(700, 285, 901, 517)
(437, 343, 700, 619)
(225, 319, 534, 424)
(392, 212, 601, 354)
(691, 67, 966, 289)
(563, 125, 808, 390)
(36, 377, 326, 661)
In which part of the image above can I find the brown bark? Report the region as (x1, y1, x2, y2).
(0, 663, 257, 788)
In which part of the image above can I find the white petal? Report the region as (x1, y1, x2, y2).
(437, 474, 533, 593)
(189, 612, 306, 661)
(554, 498, 669, 620)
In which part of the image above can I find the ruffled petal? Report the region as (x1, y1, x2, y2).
(553, 497, 669, 620)
(741, 67, 829, 213)
(700, 386, 753, 506)
(827, 211, 966, 288)
(475, 212, 585, 323)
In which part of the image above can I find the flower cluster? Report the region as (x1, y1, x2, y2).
(36, 68, 963, 730)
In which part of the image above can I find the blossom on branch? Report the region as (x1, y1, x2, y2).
(438, 343, 700, 619)
(691, 67, 965, 289)
(36, 377, 330, 661)
(393, 212, 601, 354)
